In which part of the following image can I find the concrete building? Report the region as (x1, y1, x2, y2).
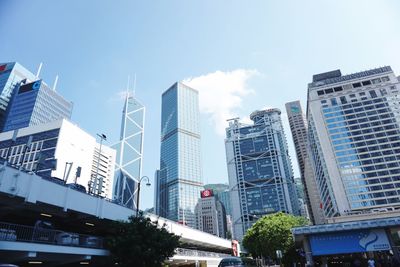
(156, 82, 203, 227)
(3, 79, 73, 132)
(286, 101, 325, 224)
(0, 119, 116, 198)
(225, 108, 300, 241)
(0, 62, 37, 131)
(195, 189, 227, 238)
(307, 66, 400, 218)
(204, 183, 231, 216)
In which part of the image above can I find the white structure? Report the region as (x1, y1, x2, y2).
(307, 66, 400, 218)
(0, 119, 116, 198)
(195, 190, 227, 238)
(0, 165, 231, 266)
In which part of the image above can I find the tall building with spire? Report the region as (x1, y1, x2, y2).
(156, 82, 203, 228)
(113, 88, 145, 210)
(0, 62, 37, 131)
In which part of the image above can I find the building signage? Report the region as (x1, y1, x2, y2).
(18, 80, 42, 94)
(0, 64, 6, 72)
(200, 189, 213, 198)
(310, 229, 391, 256)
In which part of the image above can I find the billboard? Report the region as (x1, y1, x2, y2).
(200, 189, 213, 198)
(18, 80, 42, 94)
(310, 229, 391, 256)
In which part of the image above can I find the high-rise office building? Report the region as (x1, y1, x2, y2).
(113, 91, 145, 209)
(195, 189, 227, 238)
(285, 101, 325, 224)
(204, 183, 231, 216)
(225, 108, 300, 241)
(3, 79, 73, 132)
(0, 119, 116, 198)
(307, 66, 400, 218)
(0, 62, 37, 131)
(156, 82, 203, 227)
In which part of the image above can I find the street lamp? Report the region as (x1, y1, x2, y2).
(92, 133, 107, 196)
(136, 176, 151, 217)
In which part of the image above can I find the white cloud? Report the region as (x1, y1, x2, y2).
(183, 69, 259, 135)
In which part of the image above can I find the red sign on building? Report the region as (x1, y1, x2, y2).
(200, 189, 213, 198)
(0, 64, 7, 72)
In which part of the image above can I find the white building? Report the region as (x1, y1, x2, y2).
(195, 189, 227, 239)
(307, 66, 400, 218)
(0, 119, 116, 198)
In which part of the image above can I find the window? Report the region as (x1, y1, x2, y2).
(381, 76, 390, 82)
(369, 90, 377, 98)
(353, 83, 362, 88)
(334, 86, 343, 92)
(362, 80, 372, 86)
(325, 88, 334, 94)
(317, 90, 324, 96)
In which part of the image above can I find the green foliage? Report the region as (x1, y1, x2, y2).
(106, 215, 181, 267)
(242, 213, 308, 264)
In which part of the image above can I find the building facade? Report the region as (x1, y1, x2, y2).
(204, 183, 231, 216)
(3, 79, 73, 132)
(0, 119, 116, 198)
(113, 91, 145, 210)
(225, 108, 300, 241)
(157, 82, 203, 227)
(307, 66, 400, 218)
(285, 101, 325, 224)
(195, 189, 227, 238)
(0, 62, 37, 131)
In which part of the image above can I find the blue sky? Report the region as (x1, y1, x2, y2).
(1, 0, 400, 209)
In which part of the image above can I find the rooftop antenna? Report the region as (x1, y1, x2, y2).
(36, 62, 43, 78)
(133, 73, 137, 96)
(52, 75, 59, 91)
(126, 76, 131, 97)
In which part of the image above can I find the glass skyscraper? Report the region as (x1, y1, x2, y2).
(0, 62, 37, 131)
(3, 79, 73, 132)
(113, 92, 145, 210)
(307, 66, 400, 218)
(225, 109, 300, 241)
(157, 82, 203, 227)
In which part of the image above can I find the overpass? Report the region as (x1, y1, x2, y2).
(0, 163, 232, 266)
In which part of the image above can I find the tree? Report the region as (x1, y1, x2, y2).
(242, 212, 308, 265)
(106, 214, 181, 267)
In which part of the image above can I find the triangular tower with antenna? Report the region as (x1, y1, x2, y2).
(113, 75, 145, 210)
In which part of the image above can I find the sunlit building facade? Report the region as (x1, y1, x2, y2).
(157, 82, 203, 227)
(0, 62, 37, 131)
(225, 109, 300, 241)
(307, 66, 400, 218)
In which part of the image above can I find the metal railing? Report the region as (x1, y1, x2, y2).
(175, 248, 230, 258)
(0, 221, 104, 249)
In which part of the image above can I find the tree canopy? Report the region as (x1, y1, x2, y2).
(242, 212, 308, 264)
(106, 215, 181, 267)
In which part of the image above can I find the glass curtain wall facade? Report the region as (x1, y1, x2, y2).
(113, 92, 145, 210)
(3, 80, 73, 132)
(0, 62, 37, 131)
(225, 109, 300, 241)
(157, 82, 203, 227)
(307, 66, 400, 218)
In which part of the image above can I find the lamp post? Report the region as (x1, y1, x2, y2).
(136, 176, 151, 217)
(93, 133, 107, 196)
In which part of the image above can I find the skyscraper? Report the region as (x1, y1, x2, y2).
(3, 79, 73, 132)
(285, 101, 325, 224)
(0, 62, 37, 131)
(195, 189, 227, 238)
(307, 66, 400, 218)
(113, 91, 145, 210)
(225, 108, 300, 241)
(157, 82, 203, 227)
